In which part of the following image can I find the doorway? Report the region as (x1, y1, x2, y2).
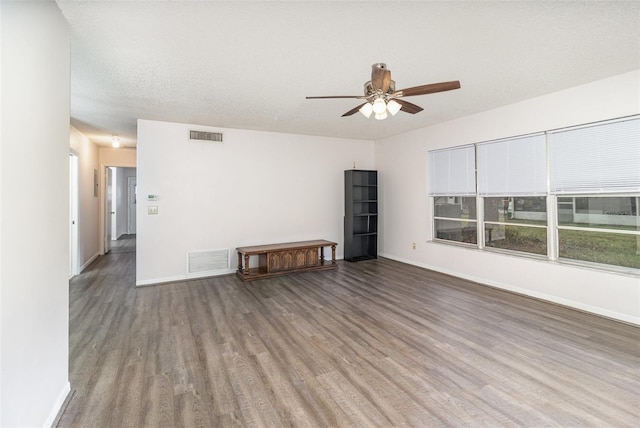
(103, 166, 137, 254)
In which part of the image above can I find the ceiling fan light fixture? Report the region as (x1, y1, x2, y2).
(375, 111, 388, 121)
(386, 99, 401, 116)
(359, 102, 373, 118)
(372, 97, 387, 114)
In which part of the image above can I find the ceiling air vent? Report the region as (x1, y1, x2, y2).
(189, 130, 223, 143)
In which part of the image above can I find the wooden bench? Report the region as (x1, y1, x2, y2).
(236, 240, 337, 281)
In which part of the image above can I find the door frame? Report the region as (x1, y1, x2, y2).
(104, 167, 113, 254)
(127, 176, 137, 234)
(69, 152, 79, 276)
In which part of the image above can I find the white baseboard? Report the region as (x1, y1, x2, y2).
(379, 252, 640, 326)
(136, 269, 236, 287)
(79, 253, 99, 273)
(43, 381, 70, 428)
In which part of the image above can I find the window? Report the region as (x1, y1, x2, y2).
(550, 117, 640, 270)
(557, 196, 640, 269)
(427, 115, 640, 274)
(429, 146, 477, 245)
(484, 196, 547, 255)
(477, 134, 548, 255)
(433, 196, 477, 244)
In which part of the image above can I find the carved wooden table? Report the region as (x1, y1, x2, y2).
(236, 240, 337, 281)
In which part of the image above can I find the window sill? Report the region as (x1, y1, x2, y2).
(428, 239, 640, 278)
(555, 257, 640, 278)
(431, 238, 477, 249)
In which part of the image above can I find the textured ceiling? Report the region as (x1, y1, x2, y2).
(57, 1, 640, 148)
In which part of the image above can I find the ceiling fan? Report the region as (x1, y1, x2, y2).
(306, 63, 460, 120)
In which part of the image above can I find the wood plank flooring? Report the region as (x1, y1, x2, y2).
(109, 234, 136, 254)
(58, 240, 640, 427)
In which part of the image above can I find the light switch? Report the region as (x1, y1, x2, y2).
(148, 205, 158, 215)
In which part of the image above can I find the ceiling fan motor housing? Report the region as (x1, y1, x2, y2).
(363, 80, 396, 97)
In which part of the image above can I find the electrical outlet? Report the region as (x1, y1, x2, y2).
(148, 205, 158, 215)
(412, 242, 417, 250)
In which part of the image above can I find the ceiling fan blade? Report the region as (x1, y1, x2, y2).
(342, 103, 367, 117)
(393, 99, 424, 114)
(394, 80, 461, 98)
(306, 95, 364, 99)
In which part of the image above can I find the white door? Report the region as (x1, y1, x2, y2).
(69, 154, 79, 276)
(128, 176, 137, 234)
(105, 167, 113, 253)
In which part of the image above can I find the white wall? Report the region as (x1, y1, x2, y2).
(0, 1, 71, 426)
(137, 120, 374, 285)
(70, 126, 100, 272)
(376, 70, 640, 325)
(99, 147, 137, 167)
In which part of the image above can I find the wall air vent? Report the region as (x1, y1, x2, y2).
(187, 249, 229, 274)
(189, 130, 223, 143)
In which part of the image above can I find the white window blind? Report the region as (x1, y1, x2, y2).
(428, 145, 475, 196)
(477, 133, 547, 196)
(550, 117, 640, 194)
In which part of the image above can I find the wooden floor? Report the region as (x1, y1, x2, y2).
(109, 234, 136, 254)
(58, 238, 640, 427)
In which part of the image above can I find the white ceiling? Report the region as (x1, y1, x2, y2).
(57, 1, 640, 148)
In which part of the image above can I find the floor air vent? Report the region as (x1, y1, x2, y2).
(189, 130, 223, 142)
(187, 249, 229, 274)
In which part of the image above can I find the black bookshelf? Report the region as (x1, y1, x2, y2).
(344, 170, 378, 262)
